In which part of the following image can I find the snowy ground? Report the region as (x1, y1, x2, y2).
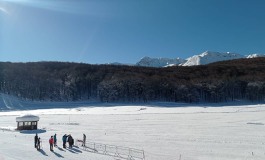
(1, 94, 265, 160)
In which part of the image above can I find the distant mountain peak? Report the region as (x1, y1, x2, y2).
(181, 51, 244, 66)
(126, 51, 265, 68)
(246, 53, 265, 58)
(136, 56, 186, 67)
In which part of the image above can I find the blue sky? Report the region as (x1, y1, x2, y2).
(0, 0, 265, 64)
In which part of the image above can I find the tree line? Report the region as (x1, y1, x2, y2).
(0, 58, 265, 103)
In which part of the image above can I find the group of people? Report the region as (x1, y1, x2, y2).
(34, 134, 41, 150)
(62, 134, 74, 149)
(34, 133, 86, 151)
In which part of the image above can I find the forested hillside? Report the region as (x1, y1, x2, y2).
(1, 58, 265, 103)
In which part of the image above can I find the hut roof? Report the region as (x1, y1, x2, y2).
(16, 114, 40, 122)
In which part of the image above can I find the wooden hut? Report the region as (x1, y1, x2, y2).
(16, 115, 40, 130)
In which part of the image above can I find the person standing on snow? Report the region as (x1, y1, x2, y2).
(37, 137, 41, 151)
(34, 134, 38, 148)
(82, 133, 86, 147)
(68, 134, 74, 148)
(49, 136, 54, 151)
(62, 134, 67, 148)
(54, 134, 57, 147)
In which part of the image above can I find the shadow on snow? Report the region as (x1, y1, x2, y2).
(19, 129, 46, 134)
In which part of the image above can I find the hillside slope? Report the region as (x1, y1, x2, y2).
(1, 58, 265, 104)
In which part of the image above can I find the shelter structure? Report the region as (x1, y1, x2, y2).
(16, 115, 40, 130)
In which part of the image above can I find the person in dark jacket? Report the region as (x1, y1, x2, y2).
(82, 134, 86, 147)
(37, 137, 41, 151)
(34, 134, 38, 148)
(62, 134, 67, 148)
(67, 134, 74, 148)
(54, 134, 57, 147)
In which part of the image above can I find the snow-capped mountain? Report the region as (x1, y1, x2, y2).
(136, 56, 186, 67)
(246, 53, 265, 58)
(181, 51, 244, 66)
(135, 51, 265, 67)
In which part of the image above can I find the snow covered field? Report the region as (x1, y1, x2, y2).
(1, 94, 265, 160)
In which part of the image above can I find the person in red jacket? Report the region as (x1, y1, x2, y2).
(49, 136, 54, 151)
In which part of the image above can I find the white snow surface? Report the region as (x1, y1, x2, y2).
(16, 114, 40, 122)
(1, 94, 265, 160)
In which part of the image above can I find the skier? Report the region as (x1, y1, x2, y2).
(54, 133, 57, 147)
(68, 134, 74, 148)
(82, 133, 86, 147)
(49, 136, 54, 151)
(62, 134, 67, 148)
(34, 134, 38, 148)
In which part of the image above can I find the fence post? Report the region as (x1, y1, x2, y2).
(114, 146, 119, 157)
(104, 144, 107, 154)
(129, 148, 131, 159)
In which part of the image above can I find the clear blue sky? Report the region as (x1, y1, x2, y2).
(0, 0, 265, 64)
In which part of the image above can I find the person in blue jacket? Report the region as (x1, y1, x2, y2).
(62, 134, 67, 148)
(54, 133, 57, 147)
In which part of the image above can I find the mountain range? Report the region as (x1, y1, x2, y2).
(135, 51, 265, 67)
